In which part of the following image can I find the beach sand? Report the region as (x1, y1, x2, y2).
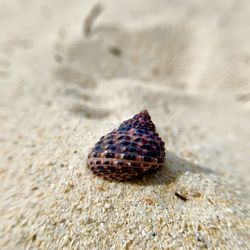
(0, 0, 250, 249)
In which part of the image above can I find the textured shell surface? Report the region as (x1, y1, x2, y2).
(87, 110, 165, 181)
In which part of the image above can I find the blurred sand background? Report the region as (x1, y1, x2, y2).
(0, 0, 250, 249)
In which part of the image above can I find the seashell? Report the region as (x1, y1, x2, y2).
(87, 110, 165, 181)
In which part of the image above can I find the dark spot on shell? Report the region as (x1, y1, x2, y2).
(135, 138, 142, 142)
(143, 144, 154, 151)
(158, 158, 164, 163)
(124, 154, 136, 161)
(98, 166, 105, 172)
(127, 147, 136, 153)
(121, 140, 130, 146)
(144, 156, 152, 162)
(105, 152, 115, 158)
(108, 145, 116, 151)
(94, 145, 102, 151)
(145, 151, 159, 158)
(118, 135, 130, 141)
(131, 163, 141, 167)
(109, 166, 116, 172)
(92, 152, 98, 158)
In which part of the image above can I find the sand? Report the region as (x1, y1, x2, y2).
(0, 0, 250, 249)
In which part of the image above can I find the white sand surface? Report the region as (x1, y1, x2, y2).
(0, 0, 250, 249)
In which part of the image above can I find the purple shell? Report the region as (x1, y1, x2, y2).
(87, 110, 165, 181)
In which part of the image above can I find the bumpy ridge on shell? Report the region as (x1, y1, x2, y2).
(118, 110, 156, 132)
(87, 110, 165, 181)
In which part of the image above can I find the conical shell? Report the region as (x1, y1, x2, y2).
(87, 110, 165, 181)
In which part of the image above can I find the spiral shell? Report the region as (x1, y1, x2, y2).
(87, 110, 165, 181)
